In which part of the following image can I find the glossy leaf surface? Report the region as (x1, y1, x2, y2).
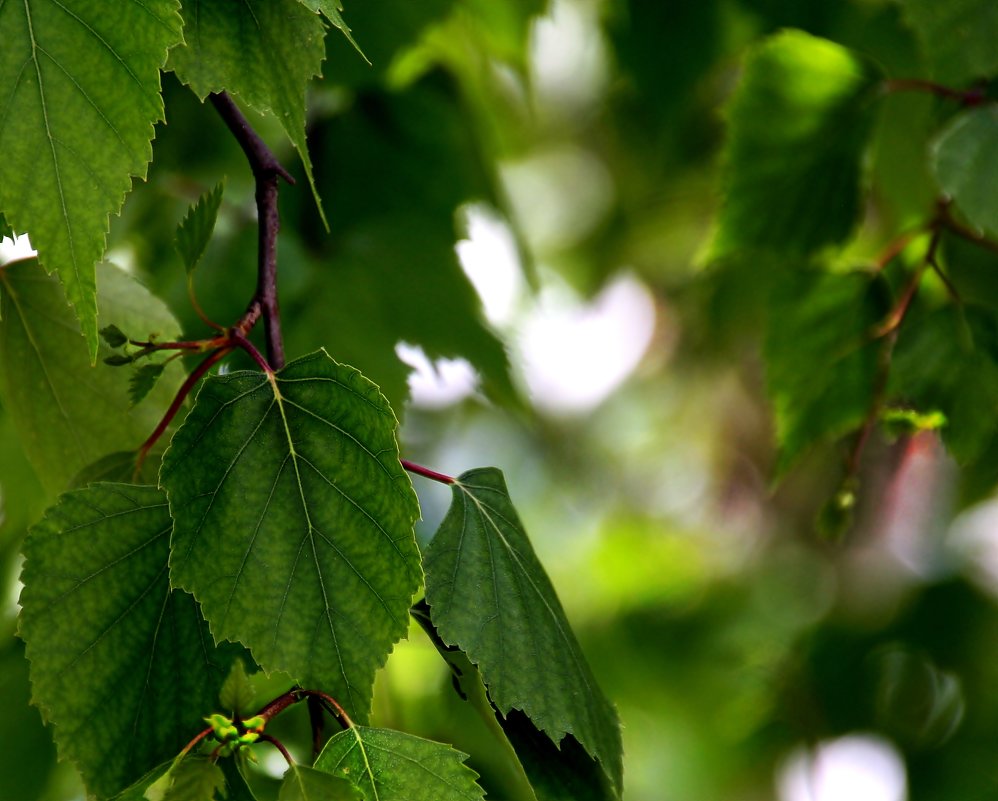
(0, 0, 183, 359)
(162, 350, 421, 720)
(19, 484, 240, 799)
(424, 468, 623, 798)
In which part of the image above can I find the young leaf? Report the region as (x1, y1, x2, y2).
(280, 764, 361, 801)
(298, 1, 367, 60)
(19, 484, 245, 800)
(130, 363, 167, 408)
(0, 260, 185, 494)
(161, 350, 422, 721)
(900, 0, 998, 84)
(315, 726, 484, 801)
(0, 0, 184, 361)
(167, 0, 329, 227)
(933, 107, 998, 239)
(176, 182, 225, 276)
(219, 660, 257, 718)
(711, 30, 879, 260)
(423, 468, 624, 799)
(100, 324, 131, 349)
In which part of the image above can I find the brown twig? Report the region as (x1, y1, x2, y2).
(883, 78, 987, 106)
(259, 734, 295, 766)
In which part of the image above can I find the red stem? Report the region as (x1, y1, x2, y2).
(883, 78, 987, 106)
(259, 734, 295, 766)
(401, 460, 455, 485)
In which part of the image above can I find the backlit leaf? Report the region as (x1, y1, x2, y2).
(711, 30, 879, 260)
(161, 350, 421, 721)
(219, 660, 256, 718)
(298, 1, 366, 59)
(423, 468, 624, 798)
(175, 182, 225, 276)
(167, 0, 328, 227)
(0, 0, 183, 360)
(0, 259, 185, 494)
(315, 726, 483, 801)
(279, 764, 361, 801)
(933, 106, 998, 239)
(19, 484, 243, 799)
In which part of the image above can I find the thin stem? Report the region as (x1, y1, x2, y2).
(883, 78, 987, 106)
(210, 92, 291, 370)
(178, 726, 214, 759)
(188, 276, 225, 332)
(134, 346, 234, 476)
(401, 460, 456, 485)
(231, 330, 273, 373)
(259, 734, 295, 766)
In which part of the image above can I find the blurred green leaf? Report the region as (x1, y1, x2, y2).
(157, 757, 225, 801)
(933, 107, 998, 239)
(167, 0, 328, 227)
(175, 182, 225, 276)
(279, 764, 361, 801)
(711, 30, 879, 260)
(424, 467, 624, 798)
(219, 660, 257, 719)
(0, 0, 183, 361)
(900, 0, 998, 84)
(315, 726, 484, 801)
(161, 351, 421, 722)
(0, 260, 184, 494)
(129, 363, 167, 408)
(19, 484, 243, 799)
(0, 212, 12, 241)
(766, 270, 888, 475)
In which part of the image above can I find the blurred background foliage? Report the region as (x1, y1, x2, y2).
(5, 0, 998, 799)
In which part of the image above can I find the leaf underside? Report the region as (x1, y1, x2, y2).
(423, 467, 624, 798)
(18, 484, 243, 800)
(161, 350, 422, 721)
(315, 726, 484, 801)
(0, 0, 183, 361)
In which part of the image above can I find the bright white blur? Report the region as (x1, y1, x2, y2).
(777, 735, 907, 801)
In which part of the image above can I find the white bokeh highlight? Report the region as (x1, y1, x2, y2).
(778, 735, 907, 801)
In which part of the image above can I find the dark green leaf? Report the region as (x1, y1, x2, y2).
(0, 0, 184, 361)
(0, 212, 12, 241)
(176, 182, 225, 276)
(279, 764, 361, 801)
(933, 106, 998, 239)
(711, 30, 879, 260)
(100, 324, 130, 349)
(423, 468, 624, 798)
(900, 0, 998, 84)
(158, 757, 225, 801)
(104, 353, 136, 366)
(219, 659, 256, 718)
(0, 259, 185, 494)
(315, 726, 483, 801)
(162, 350, 421, 721)
(765, 270, 888, 475)
(890, 305, 998, 464)
(19, 484, 244, 799)
(70, 451, 160, 488)
(130, 363, 167, 407)
(167, 0, 328, 227)
(298, 1, 366, 60)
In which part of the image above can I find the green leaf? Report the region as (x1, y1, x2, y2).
(176, 182, 225, 276)
(279, 764, 361, 801)
(711, 30, 879, 260)
(0, 0, 183, 361)
(219, 660, 256, 718)
(765, 270, 888, 475)
(933, 106, 998, 239)
(130, 363, 167, 408)
(167, 0, 329, 228)
(0, 212, 13, 241)
(890, 305, 998, 464)
(423, 468, 624, 798)
(298, 1, 367, 60)
(0, 259, 185, 494)
(70, 450, 160, 488)
(162, 350, 422, 721)
(156, 758, 225, 801)
(900, 0, 998, 84)
(315, 726, 484, 801)
(100, 324, 130, 348)
(19, 484, 244, 799)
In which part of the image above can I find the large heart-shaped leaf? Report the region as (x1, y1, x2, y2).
(161, 350, 421, 720)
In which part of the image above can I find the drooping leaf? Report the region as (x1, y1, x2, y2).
(315, 726, 484, 801)
(279, 764, 361, 801)
(298, 0, 366, 59)
(765, 270, 889, 475)
(900, 0, 998, 84)
(890, 305, 998, 464)
(19, 484, 244, 799)
(933, 106, 998, 239)
(219, 660, 257, 718)
(176, 182, 225, 276)
(167, 0, 329, 227)
(0, 259, 185, 494)
(130, 363, 167, 408)
(711, 30, 879, 260)
(0, 0, 184, 361)
(162, 350, 422, 721)
(423, 468, 624, 798)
